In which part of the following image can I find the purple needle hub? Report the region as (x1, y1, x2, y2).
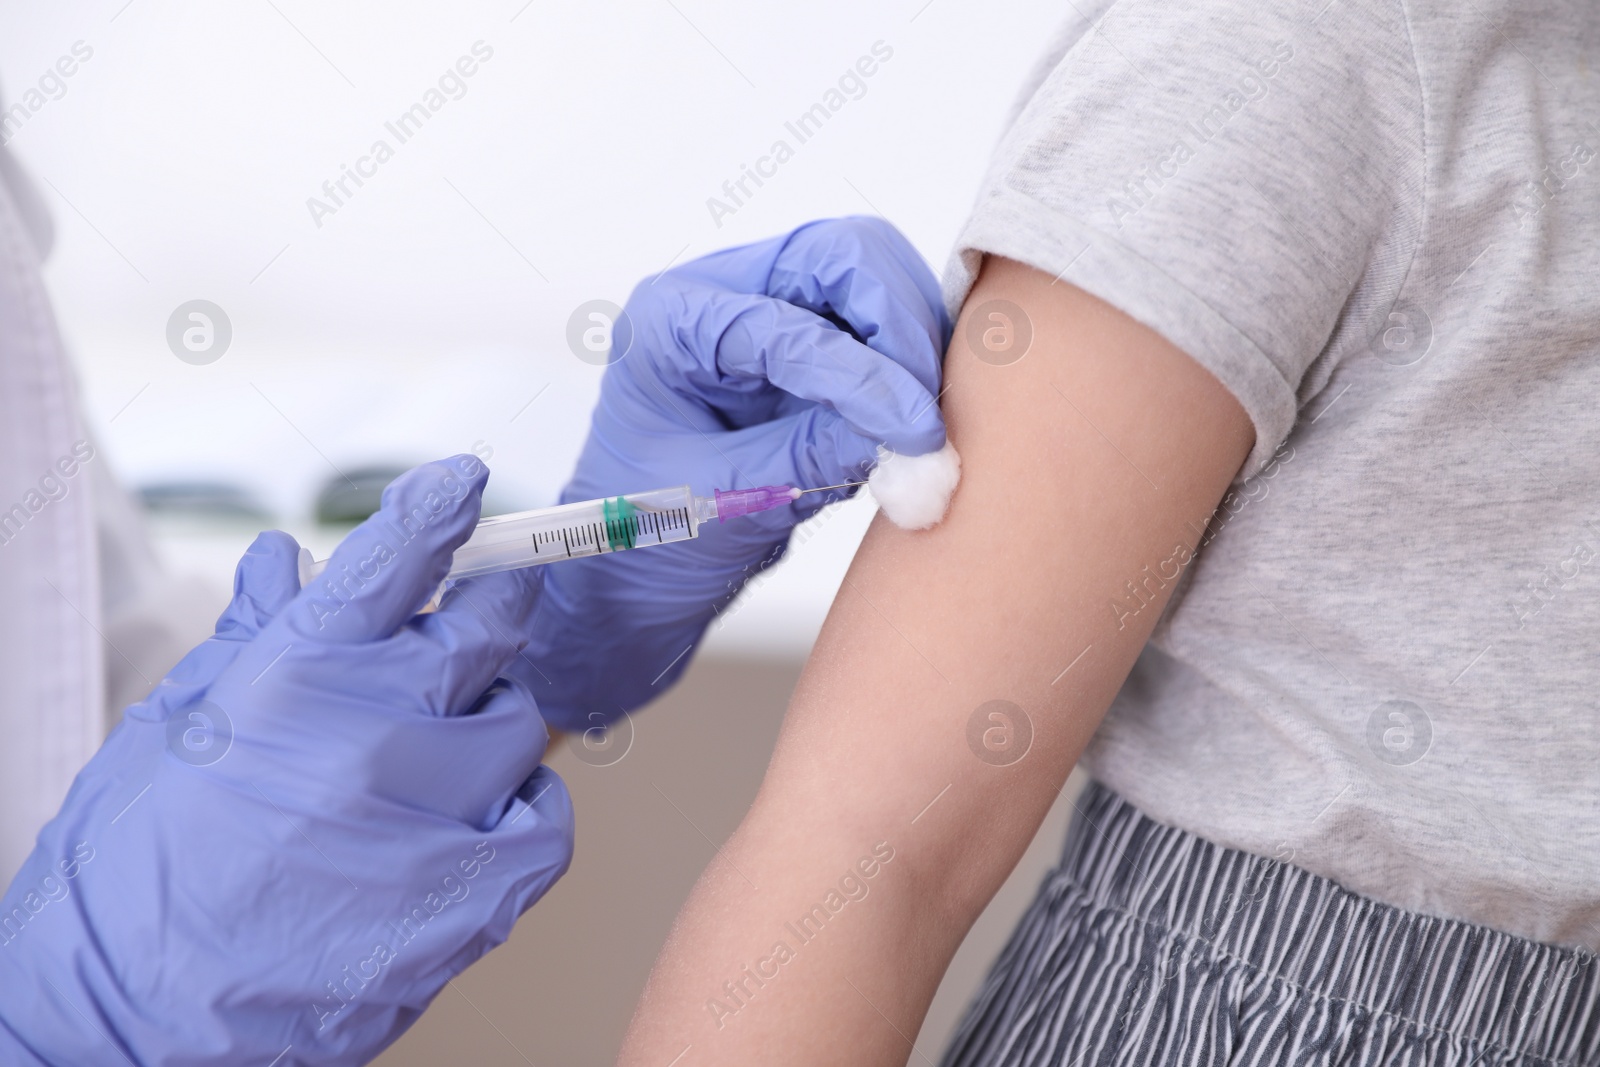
(712, 485, 802, 521)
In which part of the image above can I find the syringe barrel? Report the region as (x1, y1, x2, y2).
(298, 484, 707, 590)
(449, 485, 701, 577)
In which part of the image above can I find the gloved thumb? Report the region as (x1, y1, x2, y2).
(488, 764, 575, 892)
(718, 407, 885, 518)
(126, 529, 302, 724)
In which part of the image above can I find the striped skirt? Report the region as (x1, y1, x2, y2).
(941, 782, 1600, 1067)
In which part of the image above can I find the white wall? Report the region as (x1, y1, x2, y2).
(4, 0, 1066, 653)
(3, 0, 1060, 524)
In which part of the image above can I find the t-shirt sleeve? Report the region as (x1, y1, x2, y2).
(945, 0, 1423, 477)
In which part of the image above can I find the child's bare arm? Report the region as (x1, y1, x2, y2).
(617, 255, 1254, 1066)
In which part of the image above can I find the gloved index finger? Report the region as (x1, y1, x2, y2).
(288, 455, 489, 644)
(700, 292, 948, 457)
(767, 216, 949, 397)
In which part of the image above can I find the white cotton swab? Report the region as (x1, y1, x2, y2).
(867, 441, 962, 530)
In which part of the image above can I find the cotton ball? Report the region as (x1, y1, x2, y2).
(868, 441, 962, 530)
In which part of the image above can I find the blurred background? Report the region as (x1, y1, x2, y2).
(3, 1, 1084, 1062)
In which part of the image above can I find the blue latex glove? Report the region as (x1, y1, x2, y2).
(520, 217, 949, 730)
(0, 456, 572, 1067)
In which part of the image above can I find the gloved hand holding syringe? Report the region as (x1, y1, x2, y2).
(297, 481, 862, 590)
(307, 217, 962, 725)
(504, 217, 958, 731)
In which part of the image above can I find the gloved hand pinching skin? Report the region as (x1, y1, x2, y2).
(0, 455, 573, 1067)
(519, 216, 950, 731)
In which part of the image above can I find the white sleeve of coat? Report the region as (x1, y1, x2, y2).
(0, 145, 104, 884)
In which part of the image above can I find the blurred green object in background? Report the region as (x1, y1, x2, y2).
(137, 481, 271, 521)
(313, 465, 412, 525)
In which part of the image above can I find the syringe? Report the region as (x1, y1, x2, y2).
(296, 482, 857, 590)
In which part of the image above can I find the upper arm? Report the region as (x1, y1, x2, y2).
(616, 256, 1255, 1065)
(765, 254, 1253, 912)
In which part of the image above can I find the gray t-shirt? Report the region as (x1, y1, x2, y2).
(945, 0, 1600, 948)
